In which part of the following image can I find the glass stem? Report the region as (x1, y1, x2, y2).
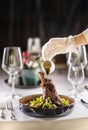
(12, 75, 15, 96)
(74, 84, 78, 98)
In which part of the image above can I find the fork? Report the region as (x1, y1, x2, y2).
(0, 100, 6, 119)
(7, 100, 16, 120)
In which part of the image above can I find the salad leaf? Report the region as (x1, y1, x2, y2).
(29, 96, 69, 109)
(61, 98, 69, 106)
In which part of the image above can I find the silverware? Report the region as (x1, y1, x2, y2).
(80, 99, 88, 108)
(7, 100, 16, 120)
(0, 100, 6, 119)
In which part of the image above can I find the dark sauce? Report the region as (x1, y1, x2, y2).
(43, 60, 52, 75)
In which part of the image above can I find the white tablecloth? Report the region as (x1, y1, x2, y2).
(0, 68, 88, 122)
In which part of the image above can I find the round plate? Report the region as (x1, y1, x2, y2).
(19, 94, 75, 118)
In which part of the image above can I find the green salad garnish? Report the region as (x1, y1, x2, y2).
(42, 97, 57, 109)
(29, 96, 43, 108)
(61, 98, 69, 106)
(29, 96, 69, 109)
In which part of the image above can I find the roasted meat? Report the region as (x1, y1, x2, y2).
(38, 72, 62, 106)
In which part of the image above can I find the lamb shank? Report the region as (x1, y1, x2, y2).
(38, 72, 62, 106)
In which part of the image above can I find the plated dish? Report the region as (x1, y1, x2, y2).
(19, 94, 75, 117)
(19, 71, 75, 117)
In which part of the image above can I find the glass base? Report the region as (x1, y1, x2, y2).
(5, 93, 22, 100)
(68, 89, 81, 99)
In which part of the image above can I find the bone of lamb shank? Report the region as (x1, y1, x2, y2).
(38, 72, 62, 106)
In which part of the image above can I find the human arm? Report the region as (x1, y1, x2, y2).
(74, 29, 88, 47)
(42, 28, 88, 60)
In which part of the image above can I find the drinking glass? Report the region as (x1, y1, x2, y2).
(27, 37, 42, 70)
(67, 45, 87, 68)
(67, 62, 85, 99)
(2, 47, 23, 99)
(27, 37, 41, 56)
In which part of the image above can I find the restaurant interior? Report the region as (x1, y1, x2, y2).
(0, 0, 88, 130)
(0, 0, 88, 63)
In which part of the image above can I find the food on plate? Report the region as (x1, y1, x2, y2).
(19, 64, 75, 116)
(29, 96, 69, 109)
(38, 72, 62, 106)
(26, 72, 70, 109)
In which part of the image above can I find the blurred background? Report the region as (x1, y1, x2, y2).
(0, 0, 88, 65)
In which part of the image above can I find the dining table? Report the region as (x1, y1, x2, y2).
(0, 66, 88, 130)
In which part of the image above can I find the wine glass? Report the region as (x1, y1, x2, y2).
(27, 37, 42, 71)
(67, 45, 87, 68)
(67, 62, 85, 99)
(2, 47, 23, 99)
(27, 37, 41, 56)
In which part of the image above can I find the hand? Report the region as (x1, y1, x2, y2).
(42, 36, 75, 60)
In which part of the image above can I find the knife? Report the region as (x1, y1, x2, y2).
(80, 99, 88, 108)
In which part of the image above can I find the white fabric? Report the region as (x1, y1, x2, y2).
(42, 36, 75, 60)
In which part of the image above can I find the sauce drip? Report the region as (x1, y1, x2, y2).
(43, 60, 52, 75)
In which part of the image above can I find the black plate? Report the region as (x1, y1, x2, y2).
(19, 94, 75, 118)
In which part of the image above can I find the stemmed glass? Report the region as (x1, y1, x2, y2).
(27, 37, 42, 70)
(67, 45, 87, 67)
(67, 46, 87, 97)
(2, 47, 23, 99)
(67, 62, 85, 99)
(27, 37, 41, 56)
